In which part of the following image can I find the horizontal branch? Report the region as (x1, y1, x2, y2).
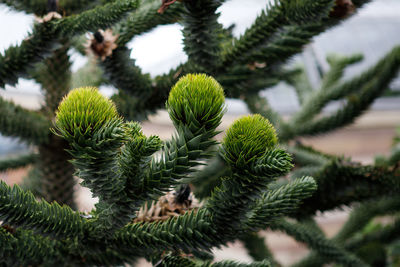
(0, 153, 38, 172)
(117, 1, 184, 45)
(0, 181, 88, 238)
(0, 96, 50, 144)
(270, 219, 367, 267)
(53, 0, 139, 36)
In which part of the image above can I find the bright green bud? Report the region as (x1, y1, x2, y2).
(166, 73, 225, 130)
(221, 114, 278, 167)
(55, 87, 118, 136)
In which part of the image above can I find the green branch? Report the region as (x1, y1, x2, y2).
(182, 0, 223, 71)
(0, 153, 38, 172)
(158, 254, 271, 267)
(0, 228, 64, 266)
(101, 46, 153, 100)
(0, 181, 88, 239)
(0, 21, 56, 88)
(270, 219, 368, 267)
(289, 48, 398, 129)
(53, 0, 139, 36)
(0, 0, 48, 16)
(117, 0, 184, 45)
(295, 158, 400, 217)
(0, 1, 138, 89)
(0, 96, 50, 144)
(246, 176, 317, 230)
(294, 196, 400, 267)
(138, 74, 225, 202)
(289, 46, 400, 139)
(31, 42, 72, 114)
(240, 232, 280, 265)
(219, 0, 334, 71)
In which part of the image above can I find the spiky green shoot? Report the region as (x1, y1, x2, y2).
(221, 114, 278, 167)
(55, 87, 118, 137)
(166, 73, 225, 130)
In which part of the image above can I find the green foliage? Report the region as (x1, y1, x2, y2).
(0, 96, 49, 144)
(221, 114, 277, 167)
(0, 0, 399, 265)
(167, 73, 225, 129)
(0, 181, 87, 238)
(0, 153, 38, 172)
(55, 87, 119, 137)
(0, 74, 317, 265)
(182, 0, 222, 71)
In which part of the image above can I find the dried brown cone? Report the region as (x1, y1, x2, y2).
(247, 62, 267, 71)
(86, 30, 119, 61)
(330, 0, 355, 19)
(134, 186, 200, 223)
(1, 224, 16, 234)
(35, 12, 62, 23)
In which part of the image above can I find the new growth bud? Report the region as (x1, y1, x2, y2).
(55, 87, 118, 137)
(221, 114, 278, 167)
(166, 73, 225, 130)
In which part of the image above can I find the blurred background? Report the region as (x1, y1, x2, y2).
(0, 0, 399, 265)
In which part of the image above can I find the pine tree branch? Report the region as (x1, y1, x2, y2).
(244, 93, 285, 132)
(111, 0, 371, 108)
(0, 228, 64, 266)
(58, 0, 101, 15)
(0, 96, 50, 144)
(0, 0, 48, 16)
(0, 1, 138, 89)
(240, 232, 280, 265)
(244, 0, 371, 67)
(246, 176, 317, 230)
(61, 118, 132, 233)
(336, 197, 400, 243)
(218, 0, 334, 71)
(117, 0, 184, 45)
(287, 145, 330, 167)
(118, 122, 162, 206)
(344, 218, 400, 252)
(231, 1, 372, 96)
(182, 0, 223, 71)
(135, 74, 225, 204)
(157, 254, 271, 267)
(0, 0, 105, 16)
(71, 58, 105, 88)
(295, 158, 400, 217)
(53, 0, 139, 36)
(283, 66, 314, 105)
(208, 149, 293, 235)
(192, 154, 229, 200)
(116, 208, 217, 254)
(0, 181, 89, 238)
(144, 124, 219, 201)
(31, 42, 72, 114)
(270, 219, 368, 267)
(320, 53, 363, 90)
(0, 21, 56, 88)
(290, 48, 400, 139)
(289, 48, 398, 129)
(0, 153, 38, 172)
(293, 196, 400, 267)
(101, 46, 153, 100)
(115, 117, 293, 255)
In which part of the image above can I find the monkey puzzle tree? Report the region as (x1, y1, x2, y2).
(0, 0, 399, 266)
